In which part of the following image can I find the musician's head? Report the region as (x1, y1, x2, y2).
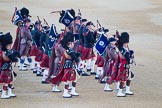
(20, 7, 31, 18)
(74, 16, 81, 24)
(104, 29, 109, 37)
(61, 32, 74, 49)
(1, 32, 13, 51)
(42, 26, 50, 34)
(118, 32, 129, 48)
(81, 19, 87, 25)
(86, 21, 95, 31)
(109, 37, 117, 46)
(35, 21, 41, 30)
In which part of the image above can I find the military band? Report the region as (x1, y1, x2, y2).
(0, 7, 135, 99)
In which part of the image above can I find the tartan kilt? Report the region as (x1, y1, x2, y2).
(0, 70, 13, 84)
(81, 47, 95, 60)
(116, 64, 128, 82)
(50, 68, 63, 85)
(51, 68, 76, 84)
(40, 54, 49, 68)
(77, 45, 84, 54)
(107, 63, 118, 84)
(35, 50, 43, 62)
(95, 55, 104, 67)
(106, 61, 114, 77)
(62, 68, 76, 82)
(30, 45, 39, 56)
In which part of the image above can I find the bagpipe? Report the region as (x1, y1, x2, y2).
(1, 49, 20, 79)
(1, 62, 17, 81)
(127, 49, 136, 80)
(5, 49, 20, 63)
(129, 49, 136, 65)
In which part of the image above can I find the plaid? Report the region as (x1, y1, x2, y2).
(0, 70, 13, 84)
(81, 47, 95, 60)
(40, 54, 49, 68)
(116, 58, 128, 82)
(35, 50, 43, 62)
(30, 45, 39, 56)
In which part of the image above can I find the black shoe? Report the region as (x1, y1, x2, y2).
(117, 95, 126, 97)
(125, 92, 134, 95)
(91, 72, 96, 75)
(24, 65, 27, 67)
(24, 63, 30, 66)
(63, 95, 72, 98)
(77, 70, 82, 76)
(19, 68, 28, 71)
(95, 77, 99, 80)
(41, 81, 50, 84)
(82, 72, 90, 76)
(52, 90, 62, 93)
(87, 69, 91, 72)
(36, 74, 43, 77)
(41, 69, 45, 72)
(33, 70, 37, 74)
(0, 89, 2, 92)
(19, 65, 27, 67)
(100, 80, 106, 84)
(104, 89, 113, 92)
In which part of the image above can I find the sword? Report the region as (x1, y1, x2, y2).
(11, 7, 17, 23)
(50, 10, 61, 14)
